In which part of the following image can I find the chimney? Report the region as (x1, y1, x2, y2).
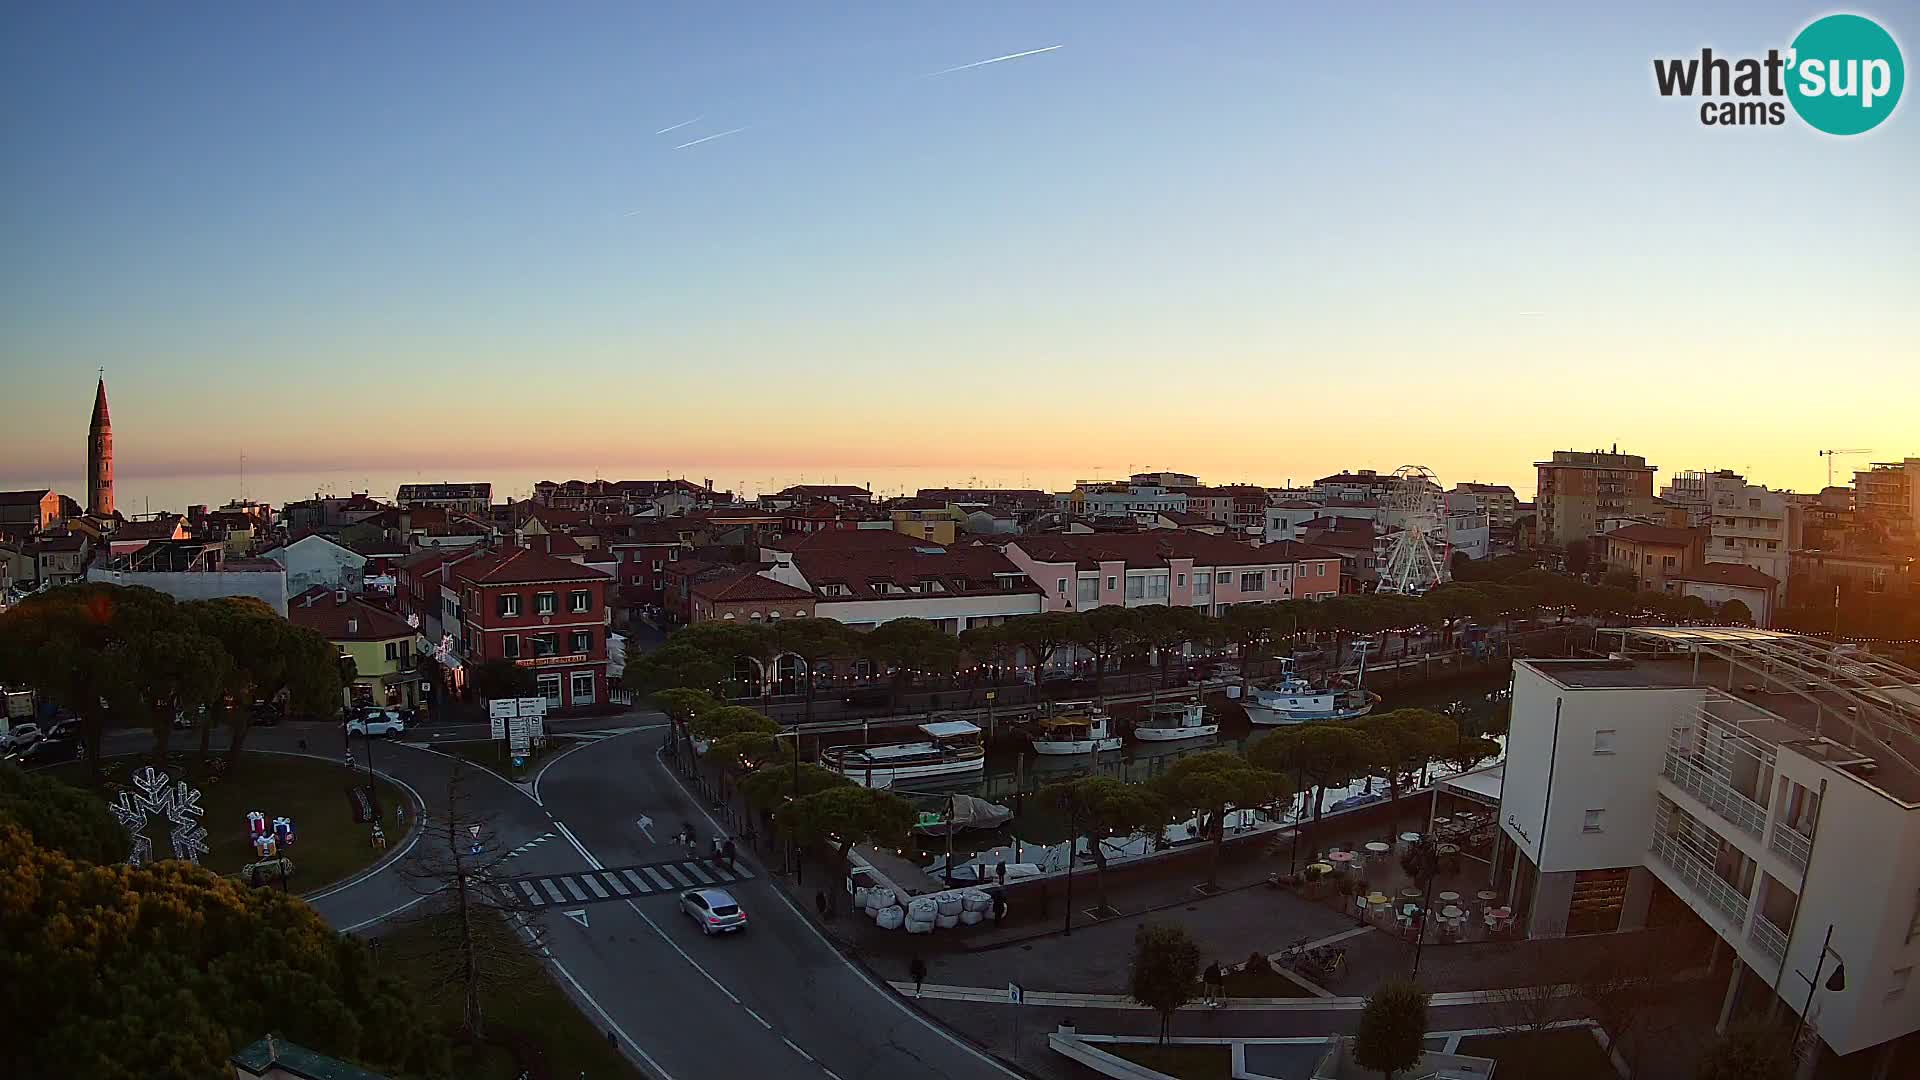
(347, 618, 359, 634)
(335, 589, 348, 604)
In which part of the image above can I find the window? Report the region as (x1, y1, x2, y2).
(1106, 576, 1117, 591)
(385, 641, 400, 661)
(1594, 729, 1615, 754)
(536, 592, 557, 615)
(502, 635, 520, 659)
(1663, 556, 1676, 568)
(570, 589, 591, 613)
(1240, 572, 1265, 592)
(1146, 574, 1168, 599)
(537, 673, 562, 705)
(498, 593, 521, 617)
(570, 670, 595, 704)
(1176, 573, 1185, 587)
(532, 633, 558, 657)
(1195, 574, 1211, 596)
(1317, 563, 1325, 576)
(1582, 809, 1605, 833)
(652, 560, 663, 572)
(570, 630, 591, 654)
(1126, 576, 1145, 600)
(1056, 577, 1068, 597)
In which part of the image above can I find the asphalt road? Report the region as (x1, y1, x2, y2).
(533, 725, 1019, 1080)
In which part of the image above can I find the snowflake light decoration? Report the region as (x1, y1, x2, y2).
(110, 766, 209, 865)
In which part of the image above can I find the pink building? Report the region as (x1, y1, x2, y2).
(1004, 534, 1342, 615)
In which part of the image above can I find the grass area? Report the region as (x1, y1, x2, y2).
(434, 737, 567, 782)
(1456, 1028, 1615, 1080)
(379, 909, 645, 1080)
(1104, 1042, 1235, 1080)
(47, 751, 411, 892)
(1224, 964, 1321, 998)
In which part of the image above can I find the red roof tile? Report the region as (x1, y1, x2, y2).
(692, 570, 817, 605)
(1603, 524, 1702, 547)
(1669, 563, 1780, 590)
(452, 546, 608, 587)
(289, 589, 418, 641)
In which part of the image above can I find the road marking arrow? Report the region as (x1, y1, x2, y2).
(563, 909, 589, 928)
(635, 815, 655, 844)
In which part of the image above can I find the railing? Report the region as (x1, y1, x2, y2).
(1749, 913, 1789, 969)
(1769, 821, 1812, 873)
(1650, 832, 1749, 927)
(1662, 752, 1768, 839)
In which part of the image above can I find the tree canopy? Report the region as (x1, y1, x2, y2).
(471, 656, 539, 700)
(0, 821, 446, 1080)
(0, 761, 128, 865)
(1152, 750, 1286, 888)
(1694, 1019, 1791, 1080)
(1043, 775, 1166, 911)
(1354, 979, 1430, 1080)
(1129, 921, 1201, 1045)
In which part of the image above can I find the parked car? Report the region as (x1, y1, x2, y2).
(346, 710, 407, 737)
(45, 719, 82, 741)
(679, 888, 747, 935)
(4, 737, 78, 768)
(248, 701, 284, 726)
(3, 723, 42, 751)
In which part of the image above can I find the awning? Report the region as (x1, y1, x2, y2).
(1439, 762, 1503, 806)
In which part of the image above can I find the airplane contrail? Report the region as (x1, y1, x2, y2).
(654, 117, 703, 135)
(673, 126, 749, 150)
(925, 44, 1063, 77)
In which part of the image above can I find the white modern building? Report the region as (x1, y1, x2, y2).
(1492, 628, 1920, 1074)
(260, 533, 368, 596)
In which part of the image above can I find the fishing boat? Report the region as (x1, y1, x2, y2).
(1027, 701, 1123, 755)
(1133, 700, 1220, 742)
(1242, 659, 1375, 726)
(820, 720, 986, 788)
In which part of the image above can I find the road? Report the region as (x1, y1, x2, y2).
(531, 725, 1017, 1080)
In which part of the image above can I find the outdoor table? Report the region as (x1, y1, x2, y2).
(1476, 890, 1499, 904)
(1364, 841, 1391, 856)
(1366, 891, 1390, 907)
(1328, 851, 1355, 870)
(1437, 843, 1459, 856)
(1432, 816, 1451, 828)
(1438, 891, 1460, 904)
(1401, 887, 1423, 900)
(1310, 862, 1334, 876)
(1399, 831, 1421, 845)
(1440, 904, 1463, 920)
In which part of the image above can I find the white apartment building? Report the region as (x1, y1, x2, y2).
(1703, 473, 1796, 597)
(1493, 628, 1920, 1073)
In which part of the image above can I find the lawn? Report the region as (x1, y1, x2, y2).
(48, 751, 412, 893)
(435, 736, 569, 782)
(378, 909, 645, 1080)
(1104, 1042, 1235, 1080)
(1223, 963, 1321, 999)
(1456, 1028, 1616, 1080)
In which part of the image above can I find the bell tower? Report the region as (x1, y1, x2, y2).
(88, 374, 113, 517)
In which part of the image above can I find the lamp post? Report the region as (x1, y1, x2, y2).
(1788, 924, 1846, 1066)
(1409, 838, 1441, 979)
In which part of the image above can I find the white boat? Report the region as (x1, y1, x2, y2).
(1243, 660, 1375, 726)
(1028, 702, 1123, 755)
(1133, 700, 1220, 742)
(820, 720, 987, 788)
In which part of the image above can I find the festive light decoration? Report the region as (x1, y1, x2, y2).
(111, 766, 209, 866)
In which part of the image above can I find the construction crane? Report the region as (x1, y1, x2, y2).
(1817, 448, 1874, 486)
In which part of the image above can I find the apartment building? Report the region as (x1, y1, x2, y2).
(1853, 459, 1920, 544)
(760, 541, 1042, 632)
(1535, 449, 1659, 549)
(1452, 483, 1520, 529)
(1493, 628, 1920, 1072)
(1601, 523, 1706, 592)
(1057, 483, 1191, 523)
(396, 482, 493, 514)
(1004, 533, 1341, 615)
(452, 546, 611, 708)
(287, 587, 424, 709)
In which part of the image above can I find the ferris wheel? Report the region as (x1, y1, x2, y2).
(1375, 465, 1450, 595)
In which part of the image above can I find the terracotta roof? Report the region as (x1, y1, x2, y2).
(522, 532, 585, 558)
(1155, 510, 1216, 526)
(1603, 524, 1701, 547)
(288, 589, 416, 641)
(692, 570, 817, 605)
(348, 539, 410, 558)
(1314, 472, 1392, 486)
(781, 484, 872, 498)
(1455, 483, 1517, 495)
(1272, 500, 1323, 510)
(0, 489, 55, 505)
(886, 498, 950, 511)
(793, 545, 1041, 601)
(452, 546, 608, 587)
(1257, 540, 1347, 562)
(779, 529, 936, 554)
(114, 517, 184, 541)
(1011, 533, 1277, 571)
(1669, 563, 1780, 590)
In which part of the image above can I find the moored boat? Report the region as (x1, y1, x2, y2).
(1133, 700, 1220, 742)
(1242, 660, 1375, 726)
(820, 720, 986, 788)
(1028, 701, 1123, 755)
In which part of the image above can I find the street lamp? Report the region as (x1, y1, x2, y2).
(1788, 924, 1846, 1060)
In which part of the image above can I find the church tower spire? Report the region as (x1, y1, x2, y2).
(88, 374, 113, 517)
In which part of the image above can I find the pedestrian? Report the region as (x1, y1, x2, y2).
(993, 894, 1008, 924)
(682, 821, 697, 857)
(1202, 961, 1223, 1008)
(815, 889, 829, 919)
(722, 837, 737, 870)
(909, 954, 928, 999)
(994, 860, 1006, 885)
(711, 834, 724, 860)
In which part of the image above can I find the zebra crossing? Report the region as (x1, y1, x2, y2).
(501, 856, 755, 908)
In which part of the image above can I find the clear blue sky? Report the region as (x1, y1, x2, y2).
(2, 2, 1914, 504)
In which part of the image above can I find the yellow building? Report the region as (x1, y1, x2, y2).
(287, 589, 424, 709)
(888, 500, 961, 545)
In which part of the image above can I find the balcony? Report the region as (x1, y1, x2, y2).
(1769, 822, 1812, 873)
(1749, 912, 1789, 968)
(1662, 751, 1767, 839)
(1649, 831, 1749, 928)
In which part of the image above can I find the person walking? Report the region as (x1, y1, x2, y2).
(815, 889, 829, 919)
(909, 955, 928, 999)
(681, 821, 697, 858)
(721, 837, 737, 871)
(1202, 961, 1223, 1008)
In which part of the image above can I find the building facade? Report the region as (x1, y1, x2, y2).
(0, 490, 63, 534)
(1493, 629, 1920, 1070)
(1601, 524, 1706, 593)
(396, 482, 493, 514)
(1535, 449, 1658, 549)
(1853, 458, 1920, 545)
(1452, 483, 1520, 529)
(1004, 534, 1341, 615)
(288, 588, 424, 710)
(453, 547, 611, 709)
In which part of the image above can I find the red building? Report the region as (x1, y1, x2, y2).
(453, 546, 611, 709)
(607, 522, 687, 623)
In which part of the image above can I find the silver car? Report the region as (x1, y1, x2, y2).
(679, 888, 747, 935)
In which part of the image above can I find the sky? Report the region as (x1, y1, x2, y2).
(2, 2, 1915, 509)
